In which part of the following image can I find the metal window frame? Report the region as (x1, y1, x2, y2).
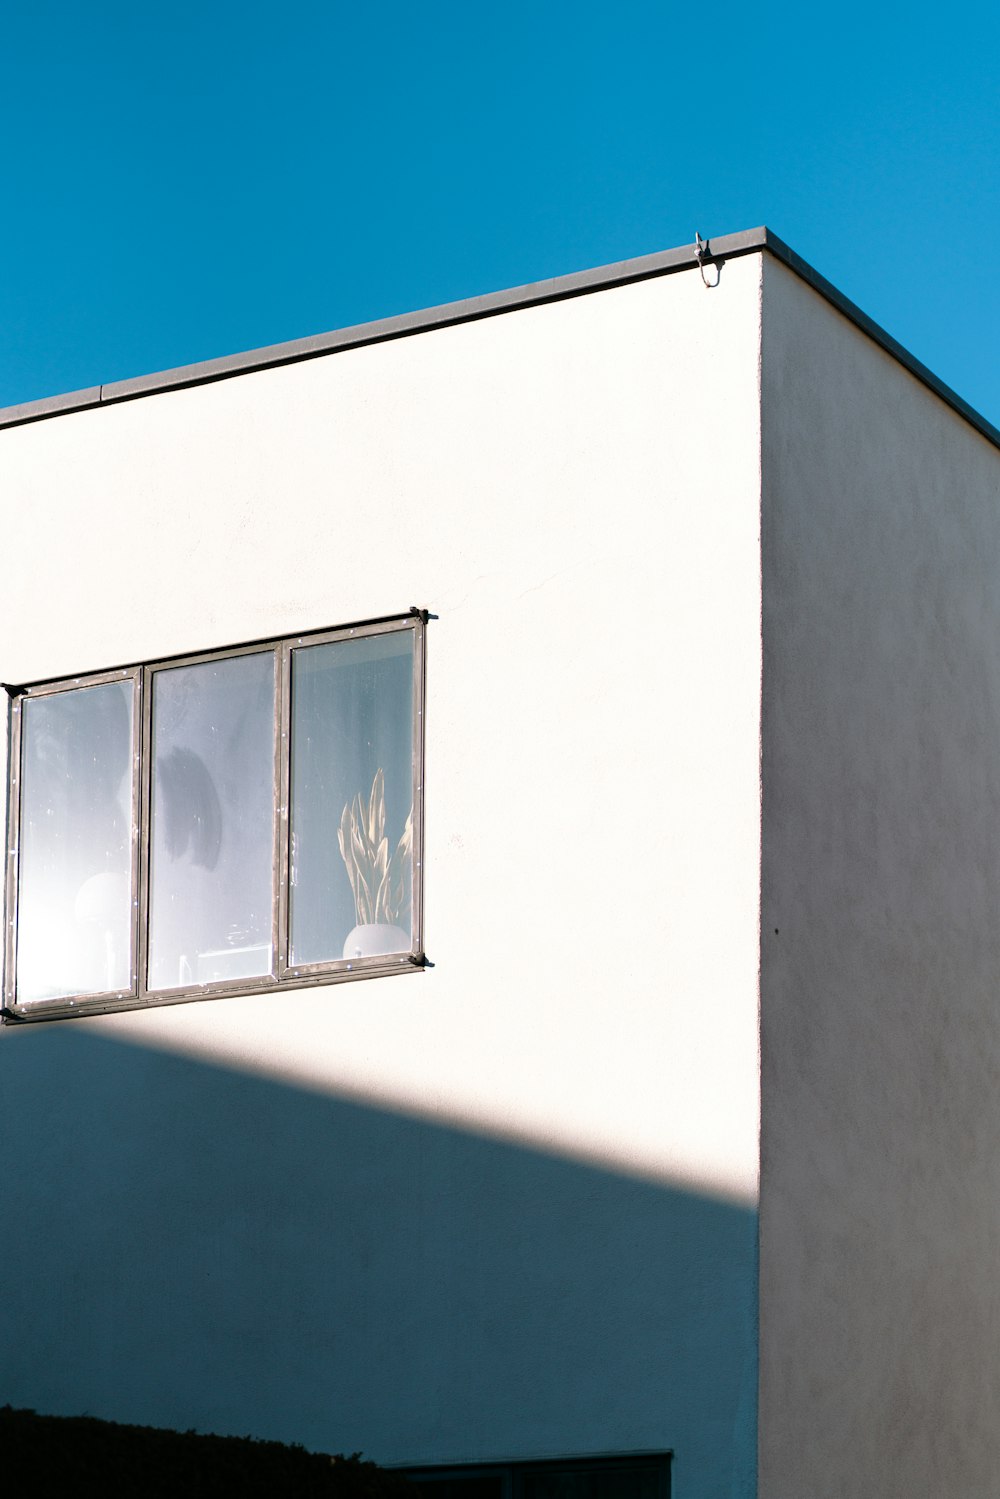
(3, 667, 142, 1017)
(278, 616, 425, 983)
(138, 637, 284, 1004)
(2, 611, 427, 1023)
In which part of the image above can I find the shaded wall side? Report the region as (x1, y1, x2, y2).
(759, 255, 1000, 1498)
(1, 258, 763, 1496)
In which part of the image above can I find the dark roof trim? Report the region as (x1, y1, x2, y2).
(3, 226, 999, 449)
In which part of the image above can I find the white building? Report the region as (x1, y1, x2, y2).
(2, 228, 999, 1499)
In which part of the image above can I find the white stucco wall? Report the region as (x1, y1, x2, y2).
(759, 257, 1000, 1498)
(0, 257, 763, 1497)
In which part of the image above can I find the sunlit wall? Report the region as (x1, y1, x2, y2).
(0, 254, 764, 1496)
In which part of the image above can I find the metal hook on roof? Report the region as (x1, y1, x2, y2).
(694, 231, 721, 289)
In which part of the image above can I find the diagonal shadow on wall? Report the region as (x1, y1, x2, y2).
(0, 1026, 757, 1498)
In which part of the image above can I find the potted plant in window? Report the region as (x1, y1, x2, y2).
(338, 768, 412, 959)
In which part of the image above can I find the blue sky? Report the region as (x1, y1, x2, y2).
(3, 1, 999, 421)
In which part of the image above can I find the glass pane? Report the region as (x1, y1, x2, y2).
(148, 651, 275, 991)
(289, 629, 415, 965)
(16, 681, 134, 1003)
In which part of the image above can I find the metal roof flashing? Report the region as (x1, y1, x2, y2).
(2, 227, 998, 449)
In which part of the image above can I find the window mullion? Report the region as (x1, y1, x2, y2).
(276, 640, 292, 979)
(272, 645, 287, 981)
(137, 664, 154, 1001)
(126, 668, 142, 1000)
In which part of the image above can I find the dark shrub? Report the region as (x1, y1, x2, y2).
(1, 1405, 417, 1498)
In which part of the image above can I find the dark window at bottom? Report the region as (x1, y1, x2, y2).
(410, 1478, 505, 1499)
(405, 1455, 670, 1499)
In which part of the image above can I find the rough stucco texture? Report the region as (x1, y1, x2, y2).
(759, 255, 1000, 1499)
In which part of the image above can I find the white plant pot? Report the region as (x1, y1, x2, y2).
(342, 923, 410, 960)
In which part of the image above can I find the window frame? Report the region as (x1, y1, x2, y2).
(3, 611, 427, 1022)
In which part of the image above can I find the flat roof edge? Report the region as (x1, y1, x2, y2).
(3, 227, 998, 450)
(0, 386, 104, 427)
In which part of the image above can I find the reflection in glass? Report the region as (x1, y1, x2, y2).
(148, 651, 275, 990)
(16, 681, 134, 1003)
(290, 630, 414, 965)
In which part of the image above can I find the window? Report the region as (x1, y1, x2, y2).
(3, 612, 426, 1020)
(405, 1457, 671, 1499)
